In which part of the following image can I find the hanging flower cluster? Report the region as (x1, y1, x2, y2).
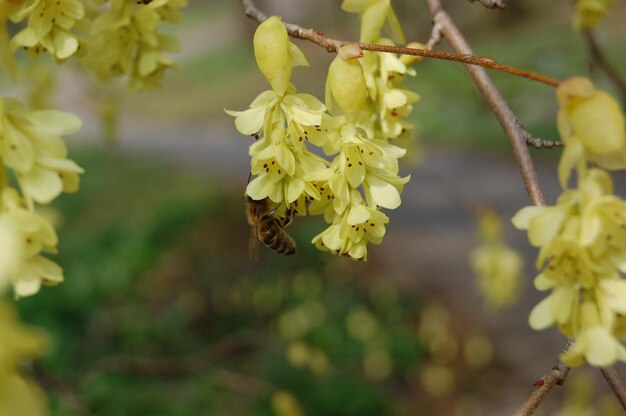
(0, 300, 48, 416)
(470, 209, 523, 309)
(83, 0, 187, 90)
(0, 97, 82, 298)
(1, 0, 187, 88)
(513, 77, 626, 367)
(573, 0, 614, 30)
(228, 1, 421, 260)
(10, 0, 85, 59)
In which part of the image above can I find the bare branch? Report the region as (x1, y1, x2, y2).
(468, 0, 506, 10)
(516, 121, 563, 149)
(600, 367, 626, 410)
(240, 0, 561, 87)
(512, 338, 573, 416)
(583, 30, 626, 106)
(426, 0, 546, 206)
(426, 20, 444, 50)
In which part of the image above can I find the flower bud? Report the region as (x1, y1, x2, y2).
(254, 16, 292, 95)
(326, 55, 368, 115)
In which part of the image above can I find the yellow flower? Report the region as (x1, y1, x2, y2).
(573, 0, 613, 30)
(471, 211, 523, 309)
(0, 300, 48, 415)
(556, 77, 626, 186)
(561, 301, 626, 367)
(313, 190, 388, 260)
(0, 189, 63, 298)
(84, 0, 184, 89)
(0, 97, 83, 204)
(341, 0, 405, 44)
(10, 0, 84, 59)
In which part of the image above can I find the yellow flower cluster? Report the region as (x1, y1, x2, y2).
(470, 210, 523, 309)
(0, 300, 48, 416)
(229, 2, 420, 260)
(0, 97, 81, 297)
(573, 0, 614, 30)
(84, 0, 187, 90)
(1, 0, 187, 88)
(10, 0, 85, 59)
(514, 77, 626, 367)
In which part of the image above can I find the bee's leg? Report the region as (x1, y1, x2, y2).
(280, 205, 294, 227)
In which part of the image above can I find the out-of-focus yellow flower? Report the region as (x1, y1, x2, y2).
(0, 97, 83, 204)
(341, 0, 405, 44)
(0, 189, 62, 298)
(83, 0, 186, 90)
(471, 210, 523, 309)
(0, 299, 48, 415)
(10, 0, 84, 59)
(573, 0, 613, 30)
(271, 390, 304, 416)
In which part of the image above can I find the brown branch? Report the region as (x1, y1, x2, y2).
(512, 338, 573, 416)
(426, 0, 545, 206)
(525, 136, 563, 149)
(517, 121, 563, 149)
(600, 367, 626, 410)
(583, 30, 626, 106)
(468, 0, 506, 10)
(241, 0, 560, 87)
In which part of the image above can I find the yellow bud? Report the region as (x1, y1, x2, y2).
(253, 16, 291, 94)
(326, 56, 368, 115)
(337, 44, 363, 60)
(401, 42, 426, 65)
(569, 91, 625, 155)
(556, 76, 594, 107)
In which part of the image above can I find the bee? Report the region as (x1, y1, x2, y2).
(246, 196, 296, 260)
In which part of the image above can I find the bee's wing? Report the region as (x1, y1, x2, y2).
(249, 225, 260, 261)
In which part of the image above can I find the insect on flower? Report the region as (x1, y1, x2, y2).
(246, 196, 296, 260)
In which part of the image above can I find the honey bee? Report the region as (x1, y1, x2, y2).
(246, 196, 296, 260)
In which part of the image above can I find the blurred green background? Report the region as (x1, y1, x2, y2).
(8, 1, 626, 415)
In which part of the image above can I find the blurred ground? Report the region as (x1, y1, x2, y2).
(10, 0, 626, 415)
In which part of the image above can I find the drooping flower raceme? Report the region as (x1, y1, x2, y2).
(0, 300, 48, 416)
(83, 0, 187, 90)
(470, 210, 523, 309)
(227, 17, 329, 213)
(0, 97, 81, 297)
(0, 97, 83, 204)
(228, 5, 421, 260)
(10, 0, 85, 59)
(514, 77, 626, 367)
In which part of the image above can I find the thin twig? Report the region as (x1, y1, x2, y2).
(516, 121, 563, 149)
(468, 0, 506, 10)
(512, 338, 573, 416)
(426, 20, 444, 50)
(426, 0, 545, 206)
(583, 30, 626, 106)
(241, 0, 560, 87)
(525, 135, 563, 149)
(600, 367, 626, 410)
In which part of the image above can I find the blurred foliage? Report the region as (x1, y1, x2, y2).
(13, 149, 497, 415)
